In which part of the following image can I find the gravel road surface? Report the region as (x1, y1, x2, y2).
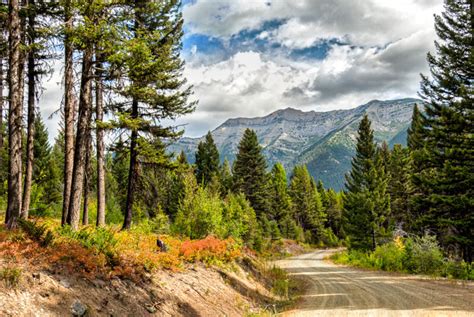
(277, 250, 474, 317)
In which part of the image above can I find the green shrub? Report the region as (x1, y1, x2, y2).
(404, 235, 444, 275)
(0, 267, 22, 288)
(57, 226, 118, 263)
(320, 228, 340, 247)
(18, 219, 55, 247)
(222, 193, 259, 245)
(443, 261, 473, 280)
(266, 266, 289, 298)
(371, 242, 406, 272)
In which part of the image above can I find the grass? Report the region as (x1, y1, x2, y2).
(0, 267, 22, 288)
(330, 235, 474, 280)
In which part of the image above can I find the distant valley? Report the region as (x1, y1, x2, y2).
(169, 98, 420, 190)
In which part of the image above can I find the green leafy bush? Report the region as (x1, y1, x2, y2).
(371, 242, 405, 272)
(404, 235, 444, 275)
(331, 234, 473, 280)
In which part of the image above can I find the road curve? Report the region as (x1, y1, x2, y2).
(276, 250, 474, 317)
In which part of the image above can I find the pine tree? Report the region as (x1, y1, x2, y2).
(407, 104, 425, 151)
(233, 129, 269, 219)
(269, 163, 295, 238)
(218, 158, 233, 196)
(316, 180, 328, 209)
(407, 104, 429, 230)
(325, 189, 344, 238)
(417, 0, 473, 262)
(32, 116, 51, 184)
(388, 144, 411, 230)
(5, 0, 23, 228)
(195, 131, 219, 185)
(108, 0, 195, 230)
(289, 165, 325, 242)
(67, 0, 106, 230)
(344, 115, 391, 250)
(61, 0, 76, 226)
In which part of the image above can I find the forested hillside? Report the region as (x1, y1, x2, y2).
(170, 98, 417, 190)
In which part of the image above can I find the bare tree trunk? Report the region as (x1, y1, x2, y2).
(67, 46, 93, 231)
(0, 58, 4, 168)
(122, 99, 138, 230)
(6, 0, 23, 228)
(62, 0, 76, 226)
(21, 0, 36, 219)
(82, 133, 91, 226)
(95, 59, 106, 227)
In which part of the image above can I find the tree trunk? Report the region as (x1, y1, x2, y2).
(122, 99, 138, 230)
(21, 0, 36, 219)
(6, 0, 23, 228)
(62, 0, 76, 226)
(82, 133, 92, 226)
(95, 60, 106, 227)
(67, 46, 93, 231)
(0, 58, 4, 168)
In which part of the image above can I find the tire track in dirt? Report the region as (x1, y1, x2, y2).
(277, 250, 474, 317)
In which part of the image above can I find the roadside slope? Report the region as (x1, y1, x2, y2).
(277, 250, 474, 317)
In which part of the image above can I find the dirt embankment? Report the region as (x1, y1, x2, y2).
(0, 259, 278, 316)
(277, 250, 474, 317)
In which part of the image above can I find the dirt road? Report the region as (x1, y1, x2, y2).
(277, 250, 474, 317)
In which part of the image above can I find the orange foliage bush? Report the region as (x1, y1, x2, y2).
(179, 236, 241, 264)
(0, 224, 242, 282)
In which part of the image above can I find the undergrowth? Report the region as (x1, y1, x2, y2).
(0, 219, 243, 281)
(331, 235, 474, 280)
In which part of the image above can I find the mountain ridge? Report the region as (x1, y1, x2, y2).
(169, 98, 420, 190)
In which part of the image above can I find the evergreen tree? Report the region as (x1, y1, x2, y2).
(5, 0, 23, 228)
(218, 158, 233, 196)
(388, 144, 411, 230)
(177, 150, 188, 165)
(269, 163, 295, 238)
(233, 129, 269, 218)
(325, 189, 344, 238)
(316, 180, 328, 209)
(289, 165, 325, 242)
(417, 0, 473, 261)
(407, 104, 425, 151)
(344, 115, 391, 250)
(195, 131, 219, 185)
(32, 116, 51, 183)
(407, 104, 429, 230)
(108, 0, 195, 230)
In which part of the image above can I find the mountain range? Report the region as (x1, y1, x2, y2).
(169, 98, 420, 190)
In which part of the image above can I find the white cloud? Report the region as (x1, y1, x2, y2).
(184, 0, 443, 49)
(179, 24, 435, 136)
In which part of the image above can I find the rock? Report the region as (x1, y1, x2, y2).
(60, 280, 71, 289)
(145, 304, 157, 313)
(71, 300, 88, 317)
(92, 279, 106, 288)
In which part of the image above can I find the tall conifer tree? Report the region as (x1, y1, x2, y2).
(417, 0, 473, 261)
(233, 129, 269, 218)
(344, 115, 391, 250)
(195, 131, 219, 185)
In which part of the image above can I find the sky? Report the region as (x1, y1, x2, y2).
(38, 0, 444, 140)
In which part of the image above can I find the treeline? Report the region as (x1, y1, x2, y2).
(343, 0, 472, 263)
(0, 0, 195, 230)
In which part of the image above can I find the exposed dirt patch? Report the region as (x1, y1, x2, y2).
(0, 260, 277, 316)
